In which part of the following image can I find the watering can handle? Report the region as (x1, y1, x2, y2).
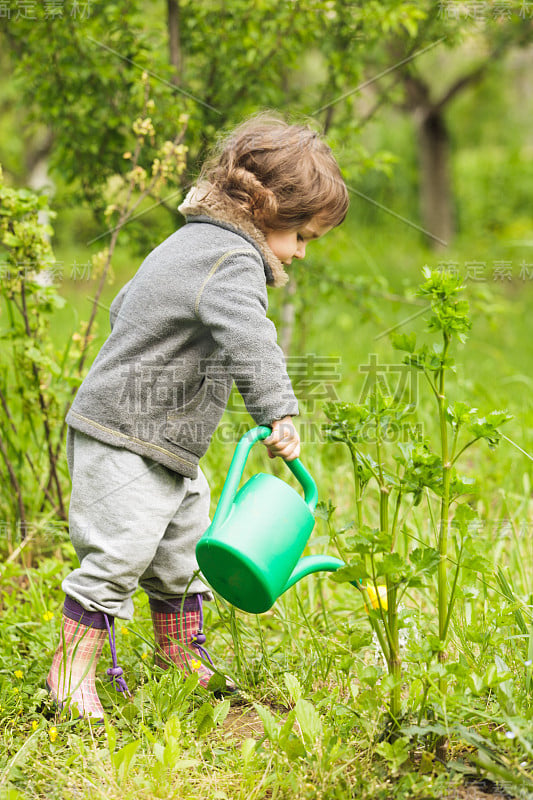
(210, 425, 318, 531)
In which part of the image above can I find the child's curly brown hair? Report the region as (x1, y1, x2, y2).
(199, 113, 349, 232)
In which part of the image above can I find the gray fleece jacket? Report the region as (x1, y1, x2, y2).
(66, 184, 299, 478)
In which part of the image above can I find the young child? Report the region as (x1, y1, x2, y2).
(47, 114, 349, 719)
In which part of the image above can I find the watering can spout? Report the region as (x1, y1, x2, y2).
(283, 555, 345, 595)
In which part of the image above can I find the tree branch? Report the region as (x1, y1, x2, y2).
(0, 431, 27, 541)
(433, 61, 491, 113)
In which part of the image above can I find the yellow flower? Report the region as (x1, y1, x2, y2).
(190, 659, 202, 671)
(32, 720, 38, 731)
(141, 652, 148, 660)
(48, 727, 58, 743)
(43, 611, 54, 622)
(13, 687, 19, 694)
(120, 626, 129, 636)
(14, 670, 23, 679)
(364, 584, 388, 612)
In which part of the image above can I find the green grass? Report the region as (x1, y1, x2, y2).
(1, 215, 533, 799)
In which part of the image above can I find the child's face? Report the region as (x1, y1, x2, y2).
(265, 217, 332, 266)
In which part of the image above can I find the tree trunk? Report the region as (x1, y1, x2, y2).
(279, 278, 297, 357)
(167, 0, 182, 86)
(416, 107, 454, 250)
(26, 129, 54, 238)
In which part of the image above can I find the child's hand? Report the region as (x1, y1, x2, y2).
(263, 416, 300, 461)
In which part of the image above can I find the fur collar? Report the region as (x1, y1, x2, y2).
(178, 182, 288, 288)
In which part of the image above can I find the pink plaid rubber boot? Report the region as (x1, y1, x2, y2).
(46, 596, 130, 720)
(46, 598, 106, 719)
(150, 594, 233, 690)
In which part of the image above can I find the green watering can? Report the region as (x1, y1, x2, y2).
(196, 426, 344, 614)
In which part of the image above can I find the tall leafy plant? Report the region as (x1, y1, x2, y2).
(0, 76, 188, 559)
(324, 268, 511, 742)
(0, 168, 73, 546)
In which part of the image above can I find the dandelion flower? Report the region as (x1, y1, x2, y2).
(49, 727, 58, 743)
(14, 670, 23, 679)
(190, 659, 202, 671)
(364, 585, 388, 612)
(43, 611, 54, 622)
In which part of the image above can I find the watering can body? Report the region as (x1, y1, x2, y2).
(196, 426, 343, 613)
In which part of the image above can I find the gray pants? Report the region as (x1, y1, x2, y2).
(62, 429, 211, 620)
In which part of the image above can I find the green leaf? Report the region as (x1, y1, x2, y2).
(446, 401, 477, 428)
(409, 546, 440, 574)
(346, 526, 391, 554)
(241, 737, 256, 764)
(449, 473, 476, 498)
(105, 719, 116, 754)
(112, 739, 141, 785)
(376, 737, 410, 773)
(279, 709, 305, 760)
(295, 698, 322, 744)
(283, 672, 302, 704)
(358, 665, 381, 688)
(466, 410, 513, 449)
(452, 504, 477, 536)
(173, 758, 201, 769)
(468, 672, 484, 694)
(377, 552, 406, 577)
(180, 672, 200, 698)
(212, 698, 231, 726)
(314, 499, 335, 522)
(330, 562, 368, 583)
(153, 742, 165, 764)
(281, 735, 307, 761)
(278, 708, 296, 746)
(164, 716, 181, 743)
(253, 703, 279, 743)
(196, 702, 215, 737)
(120, 703, 138, 723)
(163, 739, 181, 768)
(390, 332, 416, 353)
(349, 628, 373, 651)
(206, 671, 227, 693)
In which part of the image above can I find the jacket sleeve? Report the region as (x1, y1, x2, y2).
(109, 280, 132, 330)
(194, 249, 299, 425)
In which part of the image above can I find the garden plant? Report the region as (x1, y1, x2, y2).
(324, 267, 514, 754)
